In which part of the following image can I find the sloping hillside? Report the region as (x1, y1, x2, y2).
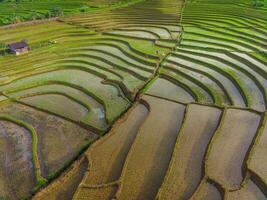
(0, 0, 266, 199)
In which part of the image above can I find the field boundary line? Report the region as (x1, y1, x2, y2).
(0, 114, 47, 189)
(0, 17, 59, 30)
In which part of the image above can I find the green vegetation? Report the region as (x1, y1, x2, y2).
(252, 0, 265, 8)
(0, 0, 143, 25)
(151, 0, 267, 111)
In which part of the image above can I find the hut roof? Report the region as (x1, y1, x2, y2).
(8, 41, 28, 50)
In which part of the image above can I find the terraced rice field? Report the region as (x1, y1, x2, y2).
(149, 0, 267, 112)
(35, 97, 267, 199)
(0, 0, 267, 199)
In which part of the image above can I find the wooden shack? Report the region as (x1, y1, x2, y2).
(8, 40, 29, 55)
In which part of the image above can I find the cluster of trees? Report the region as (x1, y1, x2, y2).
(45, 7, 64, 18)
(27, 7, 64, 20)
(252, 0, 265, 7)
(0, 0, 65, 23)
(0, 7, 65, 25)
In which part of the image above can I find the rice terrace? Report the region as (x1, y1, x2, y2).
(0, 0, 267, 199)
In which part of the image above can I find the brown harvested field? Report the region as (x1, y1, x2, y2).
(73, 184, 118, 200)
(206, 109, 261, 189)
(0, 120, 36, 200)
(0, 102, 97, 178)
(156, 104, 222, 200)
(116, 95, 185, 200)
(190, 180, 222, 200)
(82, 103, 148, 185)
(33, 157, 89, 200)
(248, 113, 267, 186)
(30, 96, 267, 199)
(225, 180, 266, 200)
(38, 121, 92, 178)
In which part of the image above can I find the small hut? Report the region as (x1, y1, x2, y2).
(8, 40, 29, 55)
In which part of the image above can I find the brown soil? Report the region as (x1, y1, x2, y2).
(190, 180, 222, 200)
(206, 109, 261, 189)
(116, 95, 185, 200)
(0, 120, 36, 200)
(33, 157, 89, 200)
(225, 180, 266, 200)
(83, 103, 148, 185)
(0, 102, 97, 178)
(157, 104, 222, 200)
(248, 114, 267, 185)
(73, 184, 118, 200)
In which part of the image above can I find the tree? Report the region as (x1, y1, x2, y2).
(252, 0, 265, 8)
(50, 7, 64, 17)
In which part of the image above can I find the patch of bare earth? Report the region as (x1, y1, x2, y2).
(83, 103, 148, 185)
(206, 109, 261, 189)
(190, 179, 222, 200)
(157, 104, 222, 200)
(0, 121, 36, 200)
(116, 95, 185, 200)
(33, 157, 89, 200)
(0, 102, 97, 178)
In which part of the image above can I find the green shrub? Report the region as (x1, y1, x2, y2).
(0, 43, 6, 50)
(50, 7, 64, 17)
(252, 0, 265, 7)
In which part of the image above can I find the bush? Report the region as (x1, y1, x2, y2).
(50, 7, 64, 17)
(0, 43, 7, 50)
(0, 43, 7, 55)
(252, 0, 265, 7)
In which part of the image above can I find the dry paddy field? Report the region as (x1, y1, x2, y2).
(0, 0, 267, 199)
(33, 95, 267, 200)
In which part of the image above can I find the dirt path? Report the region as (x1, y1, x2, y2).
(0, 17, 59, 30)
